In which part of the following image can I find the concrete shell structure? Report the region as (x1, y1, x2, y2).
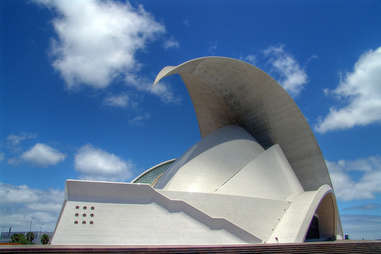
(52, 57, 343, 245)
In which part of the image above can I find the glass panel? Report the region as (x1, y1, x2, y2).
(133, 160, 175, 185)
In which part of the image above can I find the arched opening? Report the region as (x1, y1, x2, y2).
(305, 215, 320, 240)
(305, 193, 336, 241)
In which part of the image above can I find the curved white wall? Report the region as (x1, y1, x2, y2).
(156, 125, 264, 193)
(216, 144, 304, 200)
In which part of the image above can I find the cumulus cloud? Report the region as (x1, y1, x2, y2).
(5, 133, 37, 156)
(126, 75, 180, 103)
(34, 0, 165, 89)
(341, 214, 381, 240)
(0, 184, 40, 203)
(7, 158, 19, 166)
(128, 113, 150, 126)
(208, 41, 218, 55)
(263, 45, 308, 96)
(6, 133, 37, 146)
(183, 19, 190, 27)
(104, 94, 130, 108)
(315, 47, 381, 133)
(163, 37, 180, 49)
(343, 203, 381, 211)
(75, 144, 133, 181)
(21, 143, 66, 166)
(0, 183, 63, 232)
(33, 0, 180, 105)
(326, 156, 381, 201)
(244, 54, 256, 65)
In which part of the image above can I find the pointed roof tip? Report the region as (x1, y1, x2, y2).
(153, 57, 248, 86)
(153, 66, 177, 86)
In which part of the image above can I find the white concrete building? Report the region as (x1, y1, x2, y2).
(52, 57, 343, 245)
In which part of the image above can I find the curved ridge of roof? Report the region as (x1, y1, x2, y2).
(132, 159, 176, 184)
(154, 57, 332, 191)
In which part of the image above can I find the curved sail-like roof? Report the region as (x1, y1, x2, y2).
(154, 57, 332, 191)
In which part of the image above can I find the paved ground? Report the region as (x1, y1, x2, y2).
(0, 240, 381, 253)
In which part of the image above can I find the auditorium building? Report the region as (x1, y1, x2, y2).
(51, 57, 343, 245)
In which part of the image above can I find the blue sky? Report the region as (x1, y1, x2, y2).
(1, 0, 381, 240)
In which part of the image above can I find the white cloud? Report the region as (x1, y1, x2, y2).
(344, 203, 381, 211)
(208, 41, 218, 55)
(75, 144, 133, 181)
(326, 156, 381, 201)
(104, 94, 130, 108)
(340, 156, 381, 172)
(183, 19, 190, 27)
(126, 75, 180, 103)
(128, 113, 150, 126)
(244, 54, 256, 65)
(263, 45, 308, 96)
(6, 133, 37, 146)
(21, 143, 66, 166)
(341, 215, 381, 240)
(34, 0, 165, 89)
(315, 47, 381, 133)
(0, 183, 64, 232)
(163, 37, 179, 49)
(0, 184, 40, 203)
(33, 0, 179, 105)
(7, 157, 19, 165)
(27, 202, 62, 212)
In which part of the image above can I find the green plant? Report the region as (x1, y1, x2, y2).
(40, 234, 49, 245)
(26, 232, 35, 242)
(10, 233, 29, 244)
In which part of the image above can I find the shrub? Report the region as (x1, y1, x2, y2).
(10, 233, 29, 244)
(41, 234, 49, 245)
(26, 232, 35, 242)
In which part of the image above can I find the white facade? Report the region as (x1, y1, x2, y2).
(52, 57, 343, 245)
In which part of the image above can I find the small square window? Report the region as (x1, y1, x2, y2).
(90, 221, 94, 224)
(83, 206, 87, 210)
(91, 206, 95, 210)
(75, 206, 79, 209)
(83, 213, 86, 217)
(75, 213, 79, 217)
(90, 214, 94, 217)
(82, 221, 86, 224)
(74, 221, 78, 224)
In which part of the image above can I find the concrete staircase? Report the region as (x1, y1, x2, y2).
(1, 241, 380, 253)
